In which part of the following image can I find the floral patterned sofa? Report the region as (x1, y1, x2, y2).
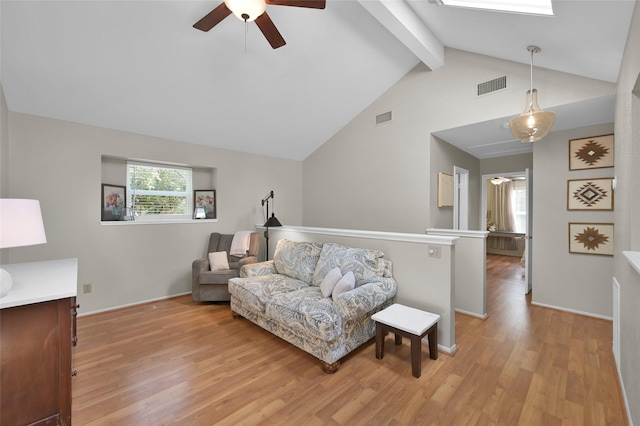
(228, 239, 397, 373)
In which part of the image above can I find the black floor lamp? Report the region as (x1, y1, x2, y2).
(261, 190, 282, 260)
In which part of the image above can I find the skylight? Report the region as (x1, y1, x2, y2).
(438, 0, 554, 16)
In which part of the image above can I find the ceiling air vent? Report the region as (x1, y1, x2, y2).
(477, 75, 508, 96)
(376, 111, 392, 125)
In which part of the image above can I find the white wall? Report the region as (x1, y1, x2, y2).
(3, 112, 303, 313)
(480, 153, 533, 177)
(613, 2, 640, 424)
(427, 229, 488, 319)
(430, 136, 480, 230)
(0, 86, 8, 266)
(532, 123, 615, 318)
(302, 48, 615, 234)
(0, 85, 8, 197)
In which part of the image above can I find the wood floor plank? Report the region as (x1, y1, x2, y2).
(72, 254, 628, 425)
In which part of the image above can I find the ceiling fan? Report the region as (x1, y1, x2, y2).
(193, 0, 326, 49)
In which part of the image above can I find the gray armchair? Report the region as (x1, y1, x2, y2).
(192, 232, 260, 302)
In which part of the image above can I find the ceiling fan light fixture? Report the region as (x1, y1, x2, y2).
(224, 0, 266, 21)
(509, 45, 555, 143)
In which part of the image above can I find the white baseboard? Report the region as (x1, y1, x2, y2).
(616, 360, 634, 426)
(531, 301, 613, 321)
(455, 308, 488, 320)
(438, 343, 457, 355)
(78, 291, 192, 317)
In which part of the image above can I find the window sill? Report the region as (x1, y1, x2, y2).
(100, 219, 218, 226)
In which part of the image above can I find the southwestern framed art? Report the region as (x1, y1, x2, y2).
(568, 222, 614, 256)
(567, 178, 614, 210)
(569, 134, 614, 171)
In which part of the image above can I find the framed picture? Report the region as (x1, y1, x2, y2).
(438, 172, 454, 208)
(101, 184, 126, 221)
(569, 134, 614, 170)
(194, 190, 216, 219)
(568, 222, 614, 256)
(567, 178, 614, 210)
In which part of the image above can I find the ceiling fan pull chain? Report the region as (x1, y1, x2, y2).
(244, 19, 247, 54)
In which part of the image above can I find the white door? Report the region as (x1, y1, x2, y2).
(524, 168, 533, 294)
(453, 166, 469, 230)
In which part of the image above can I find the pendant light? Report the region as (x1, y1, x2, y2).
(509, 45, 555, 143)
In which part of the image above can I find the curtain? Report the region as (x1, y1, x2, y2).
(487, 180, 517, 250)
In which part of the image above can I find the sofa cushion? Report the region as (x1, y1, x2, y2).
(228, 274, 309, 313)
(266, 287, 342, 342)
(273, 239, 323, 284)
(312, 243, 385, 288)
(199, 269, 239, 284)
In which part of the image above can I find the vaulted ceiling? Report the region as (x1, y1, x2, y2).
(1, 1, 634, 160)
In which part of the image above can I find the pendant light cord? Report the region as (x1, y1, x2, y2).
(244, 19, 248, 54)
(529, 48, 534, 96)
(527, 45, 541, 113)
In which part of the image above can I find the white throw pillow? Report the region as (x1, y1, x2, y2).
(320, 267, 342, 298)
(209, 251, 230, 271)
(332, 271, 355, 301)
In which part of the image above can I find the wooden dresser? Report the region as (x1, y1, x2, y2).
(0, 258, 78, 426)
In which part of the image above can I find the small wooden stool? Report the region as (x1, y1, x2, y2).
(372, 303, 440, 378)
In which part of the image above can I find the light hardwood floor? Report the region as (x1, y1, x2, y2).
(72, 254, 627, 425)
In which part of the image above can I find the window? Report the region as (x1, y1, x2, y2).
(126, 162, 193, 220)
(511, 181, 527, 234)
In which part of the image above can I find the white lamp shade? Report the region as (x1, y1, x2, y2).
(0, 199, 47, 249)
(224, 0, 266, 21)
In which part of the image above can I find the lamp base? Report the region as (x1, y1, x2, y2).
(0, 268, 13, 298)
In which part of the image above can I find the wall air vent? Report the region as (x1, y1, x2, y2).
(476, 75, 508, 96)
(375, 111, 393, 125)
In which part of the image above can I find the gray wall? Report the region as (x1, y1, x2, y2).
(430, 136, 480, 230)
(532, 123, 614, 317)
(302, 48, 615, 234)
(480, 153, 533, 176)
(0, 87, 8, 266)
(614, 2, 640, 423)
(3, 112, 303, 313)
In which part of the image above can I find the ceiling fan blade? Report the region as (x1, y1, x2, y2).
(266, 0, 326, 9)
(255, 12, 286, 49)
(193, 3, 232, 32)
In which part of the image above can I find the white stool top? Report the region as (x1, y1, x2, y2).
(372, 303, 440, 335)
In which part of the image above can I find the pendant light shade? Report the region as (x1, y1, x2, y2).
(509, 46, 555, 143)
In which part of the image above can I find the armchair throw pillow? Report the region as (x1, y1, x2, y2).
(209, 251, 230, 271)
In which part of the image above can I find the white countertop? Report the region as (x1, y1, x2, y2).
(372, 303, 440, 335)
(623, 251, 640, 276)
(0, 258, 78, 309)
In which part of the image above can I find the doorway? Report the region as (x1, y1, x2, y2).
(481, 169, 532, 294)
